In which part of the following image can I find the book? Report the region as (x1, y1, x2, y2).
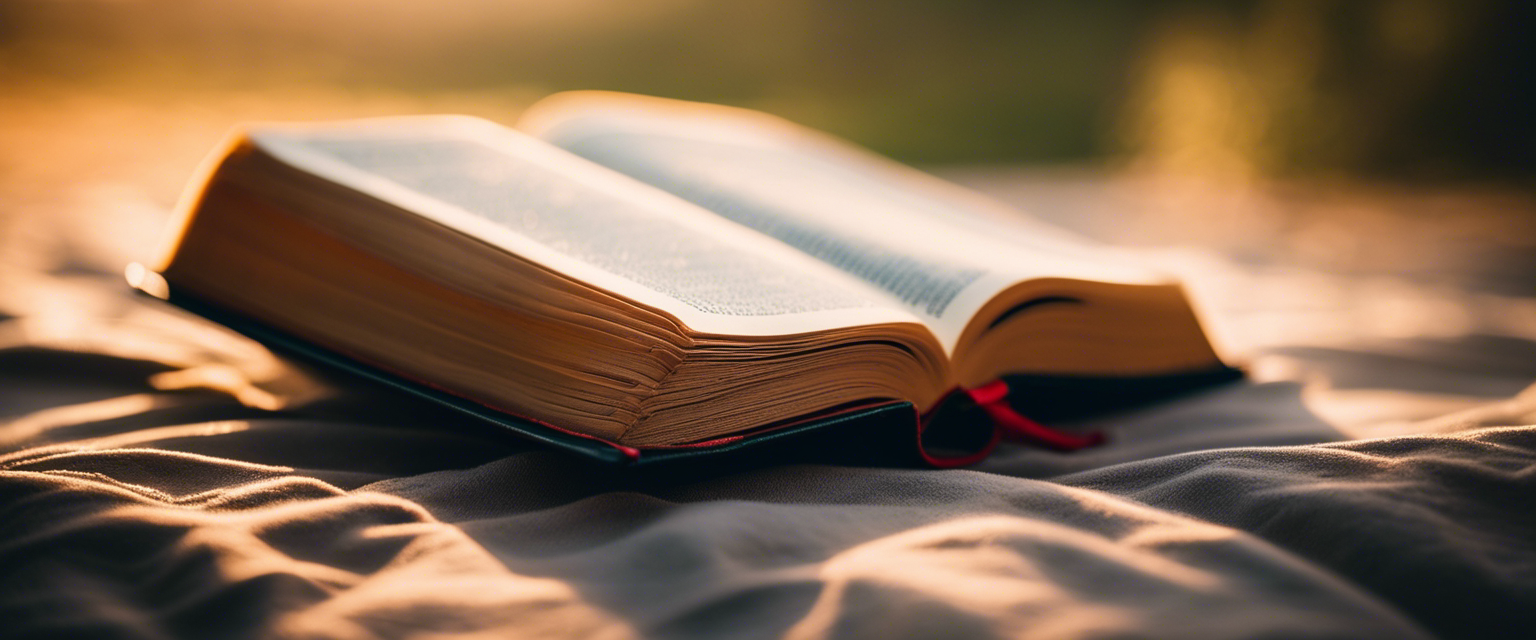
(135, 91, 1232, 466)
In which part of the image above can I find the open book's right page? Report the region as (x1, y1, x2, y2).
(519, 93, 1164, 354)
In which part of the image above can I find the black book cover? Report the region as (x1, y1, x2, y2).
(128, 266, 1242, 471)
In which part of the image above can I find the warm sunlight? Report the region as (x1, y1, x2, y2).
(3, 2, 1532, 638)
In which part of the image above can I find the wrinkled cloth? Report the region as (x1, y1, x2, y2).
(5, 139, 1536, 639)
(2, 268, 1534, 640)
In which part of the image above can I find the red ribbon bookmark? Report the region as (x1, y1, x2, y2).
(964, 380, 1106, 451)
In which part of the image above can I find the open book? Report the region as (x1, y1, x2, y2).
(139, 91, 1227, 464)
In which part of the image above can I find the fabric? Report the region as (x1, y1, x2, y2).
(5, 161, 1536, 639)
(3, 262, 1535, 640)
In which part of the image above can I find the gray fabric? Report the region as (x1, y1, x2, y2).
(4, 161, 1535, 638)
(2, 269, 1534, 640)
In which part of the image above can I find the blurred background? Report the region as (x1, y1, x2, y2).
(2, 0, 1534, 357)
(4, 0, 1531, 173)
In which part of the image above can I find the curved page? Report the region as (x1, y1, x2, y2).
(522, 96, 1163, 351)
(246, 117, 924, 339)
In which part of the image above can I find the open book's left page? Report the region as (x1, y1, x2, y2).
(158, 116, 954, 444)
(235, 117, 927, 339)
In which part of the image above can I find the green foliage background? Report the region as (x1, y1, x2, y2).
(2, 0, 1529, 180)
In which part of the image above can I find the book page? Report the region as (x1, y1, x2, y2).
(523, 100, 1161, 349)
(245, 117, 921, 338)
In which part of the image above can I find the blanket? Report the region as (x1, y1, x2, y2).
(2, 168, 1534, 639)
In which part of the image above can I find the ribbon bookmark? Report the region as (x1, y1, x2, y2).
(964, 380, 1106, 451)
